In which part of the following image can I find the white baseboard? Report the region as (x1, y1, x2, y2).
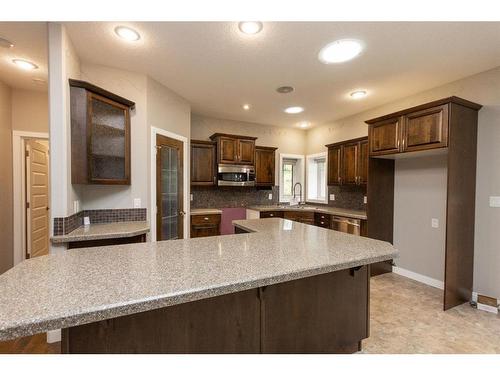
(392, 266, 444, 290)
(47, 329, 61, 343)
(477, 303, 499, 314)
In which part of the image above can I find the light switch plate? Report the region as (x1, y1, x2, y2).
(73, 200, 79, 214)
(329, 194, 335, 201)
(133, 198, 141, 208)
(268, 193, 273, 200)
(190, 194, 193, 201)
(431, 218, 439, 228)
(364, 196, 367, 204)
(489, 196, 500, 207)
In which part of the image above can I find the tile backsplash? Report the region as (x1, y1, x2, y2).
(326, 185, 366, 211)
(53, 208, 147, 236)
(191, 186, 279, 209)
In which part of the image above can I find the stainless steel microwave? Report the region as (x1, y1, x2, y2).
(217, 164, 255, 186)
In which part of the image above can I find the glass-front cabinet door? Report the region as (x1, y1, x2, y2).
(88, 93, 130, 184)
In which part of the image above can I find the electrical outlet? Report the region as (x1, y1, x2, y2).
(431, 218, 439, 228)
(83, 216, 90, 226)
(268, 193, 273, 200)
(133, 198, 141, 208)
(489, 196, 500, 207)
(363, 196, 367, 204)
(329, 194, 335, 201)
(190, 194, 193, 201)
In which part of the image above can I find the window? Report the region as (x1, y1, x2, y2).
(279, 154, 305, 203)
(306, 153, 327, 203)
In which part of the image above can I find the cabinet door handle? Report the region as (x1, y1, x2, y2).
(204, 217, 209, 221)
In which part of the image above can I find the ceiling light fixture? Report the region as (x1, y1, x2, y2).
(350, 90, 367, 99)
(276, 86, 294, 94)
(298, 121, 310, 128)
(318, 39, 363, 64)
(0, 37, 14, 48)
(238, 22, 263, 35)
(114, 26, 141, 42)
(12, 59, 38, 71)
(284, 106, 304, 114)
(242, 104, 250, 110)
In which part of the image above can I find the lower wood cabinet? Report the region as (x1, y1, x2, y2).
(190, 214, 221, 238)
(283, 211, 315, 225)
(67, 234, 146, 249)
(259, 211, 284, 219)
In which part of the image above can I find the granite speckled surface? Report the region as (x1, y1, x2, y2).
(50, 221, 150, 244)
(247, 205, 367, 220)
(0, 218, 396, 341)
(190, 208, 223, 215)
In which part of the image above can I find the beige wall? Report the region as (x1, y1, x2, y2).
(306, 66, 500, 298)
(12, 89, 48, 133)
(0, 81, 13, 274)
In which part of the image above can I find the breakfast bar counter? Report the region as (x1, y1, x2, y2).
(0, 218, 397, 353)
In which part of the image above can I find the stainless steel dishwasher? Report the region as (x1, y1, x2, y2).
(331, 216, 361, 235)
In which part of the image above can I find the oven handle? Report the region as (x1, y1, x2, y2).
(331, 216, 361, 227)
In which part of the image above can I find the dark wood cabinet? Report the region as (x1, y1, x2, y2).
(255, 146, 277, 186)
(191, 140, 216, 186)
(259, 211, 284, 219)
(326, 137, 368, 186)
(68, 234, 146, 249)
(70, 79, 134, 185)
(368, 117, 402, 156)
(283, 211, 315, 225)
(403, 104, 448, 152)
(314, 212, 331, 228)
(210, 133, 257, 165)
(190, 214, 221, 238)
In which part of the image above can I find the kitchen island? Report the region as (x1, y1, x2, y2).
(0, 218, 397, 353)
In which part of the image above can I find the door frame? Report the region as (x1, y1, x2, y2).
(12, 131, 49, 266)
(150, 127, 189, 242)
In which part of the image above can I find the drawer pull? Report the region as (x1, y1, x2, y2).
(270, 214, 274, 217)
(204, 217, 209, 221)
(320, 221, 324, 225)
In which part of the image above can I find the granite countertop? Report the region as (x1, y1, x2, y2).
(51, 221, 150, 244)
(0, 218, 396, 341)
(247, 205, 367, 220)
(190, 208, 223, 215)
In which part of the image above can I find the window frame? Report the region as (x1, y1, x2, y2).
(306, 152, 328, 204)
(279, 153, 305, 204)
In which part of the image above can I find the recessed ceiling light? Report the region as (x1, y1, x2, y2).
(238, 22, 263, 35)
(0, 37, 14, 48)
(242, 104, 250, 110)
(298, 121, 310, 128)
(284, 106, 304, 114)
(350, 90, 367, 99)
(12, 59, 38, 71)
(318, 39, 363, 64)
(114, 26, 141, 42)
(276, 86, 294, 94)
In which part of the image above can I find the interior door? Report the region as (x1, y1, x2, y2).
(156, 134, 184, 241)
(26, 140, 49, 258)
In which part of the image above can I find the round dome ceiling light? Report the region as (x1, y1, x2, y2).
(276, 86, 295, 94)
(242, 104, 250, 110)
(12, 59, 38, 70)
(318, 39, 363, 64)
(350, 90, 367, 99)
(238, 22, 263, 35)
(284, 106, 304, 114)
(114, 26, 141, 42)
(298, 121, 310, 128)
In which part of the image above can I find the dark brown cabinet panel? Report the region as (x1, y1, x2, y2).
(314, 212, 331, 228)
(283, 211, 315, 225)
(190, 214, 221, 238)
(255, 146, 277, 186)
(368, 117, 402, 156)
(327, 145, 342, 185)
(327, 137, 368, 186)
(403, 104, 448, 152)
(70, 80, 134, 185)
(68, 234, 146, 249)
(191, 140, 216, 186)
(260, 211, 284, 219)
(210, 133, 257, 165)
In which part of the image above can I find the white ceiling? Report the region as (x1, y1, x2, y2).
(0, 22, 47, 91)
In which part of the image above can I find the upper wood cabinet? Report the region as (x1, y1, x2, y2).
(255, 146, 277, 186)
(210, 133, 257, 165)
(326, 137, 368, 186)
(191, 140, 216, 186)
(70, 79, 134, 185)
(366, 99, 461, 157)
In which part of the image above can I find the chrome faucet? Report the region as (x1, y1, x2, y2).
(293, 182, 304, 205)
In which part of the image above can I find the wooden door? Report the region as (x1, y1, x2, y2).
(368, 117, 402, 156)
(255, 147, 276, 186)
(357, 139, 368, 185)
(403, 104, 449, 152)
(238, 139, 255, 165)
(342, 143, 358, 185)
(26, 140, 49, 258)
(327, 145, 342, 185)
(156, 134, 184, 241)
(219, 137, 238, 164)
(190, 141, 216, 185)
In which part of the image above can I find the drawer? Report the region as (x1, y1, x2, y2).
(283, 211, 314, 222)
(314, 212, 331, 225)
(260, 211, 284, 218)
(191, 214, 221, 225)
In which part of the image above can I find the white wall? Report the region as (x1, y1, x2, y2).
(306, 66, 500, 299)
(11, 89, 48, 133)
(0, 80, 13, 274)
